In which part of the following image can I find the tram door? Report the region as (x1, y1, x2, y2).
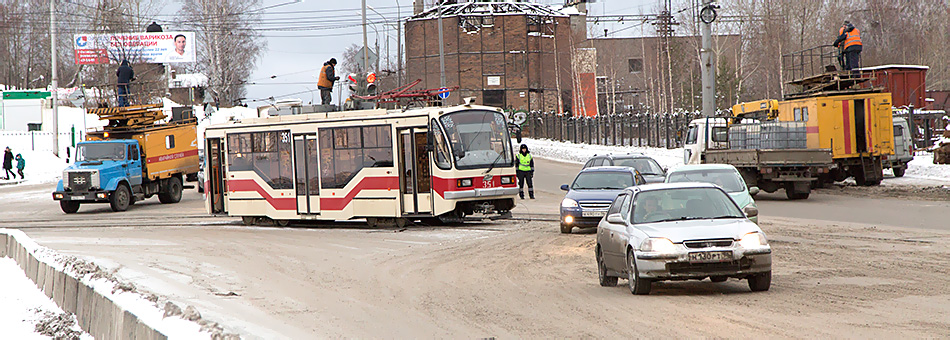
(206, 138, 226, 214)
(398, 128, 432, 214)
(293, 134, 320, 214)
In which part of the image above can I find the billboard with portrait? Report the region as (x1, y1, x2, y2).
(73, 32, 196, 64)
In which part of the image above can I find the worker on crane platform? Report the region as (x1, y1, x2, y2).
(833, 21, 863, 72)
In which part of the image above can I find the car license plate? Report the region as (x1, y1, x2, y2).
(71, 196, 85, 200)
(688, 251, 733, 263)
(582, 210, 606, 217)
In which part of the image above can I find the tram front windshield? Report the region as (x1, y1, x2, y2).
(439, 110, 513, 169)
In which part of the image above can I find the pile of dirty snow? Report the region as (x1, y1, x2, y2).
(0, 258, 91, 340)
(903, 153, 950, 181)
(521, 138, 685, 170)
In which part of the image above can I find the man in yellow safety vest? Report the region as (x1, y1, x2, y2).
(516, 144, 535, 199)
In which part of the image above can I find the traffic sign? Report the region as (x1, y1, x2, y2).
(437, 87, 450, 100)
(354, 46, 378, 71)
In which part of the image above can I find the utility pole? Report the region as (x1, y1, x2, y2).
(362, 0, 369, 74)
(397, 0, 402, 87)
(700, 0, 717, 117)
(50, 0, 60, 157)
(437, 0, 446, 88)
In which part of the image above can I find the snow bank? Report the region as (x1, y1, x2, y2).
(904, 153, 950, 181)
(0, 150, 69, 186)
(0, 258, 91, 340)
(522, 138, 686, 170)
(1, 229, 223, 339)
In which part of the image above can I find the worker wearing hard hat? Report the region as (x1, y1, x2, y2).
(833, 21, 863, 71)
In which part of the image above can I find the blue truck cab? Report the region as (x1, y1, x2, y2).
(53, 140, 145, 212)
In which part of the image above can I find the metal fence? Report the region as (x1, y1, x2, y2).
(522, 111, 702, 149)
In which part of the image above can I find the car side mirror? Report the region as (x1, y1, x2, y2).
(749, 186, 760, 196)
(606, 213, 625, 224)
(662, 167, 668, 173)
(560, 184, 569, 191)
(744, 206, 759, 218)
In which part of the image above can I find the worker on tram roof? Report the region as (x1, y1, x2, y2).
(318, 58, 340, 105)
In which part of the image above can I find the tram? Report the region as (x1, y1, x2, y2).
(202, 103, 519, 226)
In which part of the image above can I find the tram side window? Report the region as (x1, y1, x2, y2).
(320, 125, 394, 189)
(227, 130, 292, 189)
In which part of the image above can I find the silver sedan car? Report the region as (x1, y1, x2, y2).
(595, 183, 771, 295)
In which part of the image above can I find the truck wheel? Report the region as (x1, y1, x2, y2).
(786, 189, 810, 200)
(110, 185, 131, 212)
(60, 201, 80, 214)
(159, 177, 183, 204)
(893, 167, 906, 177)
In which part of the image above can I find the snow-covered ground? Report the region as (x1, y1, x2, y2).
(0, 258, 91, 340)
(522, 138, 950, 185)
(1, 229, 220, 339)
(0, 150, 69, 186)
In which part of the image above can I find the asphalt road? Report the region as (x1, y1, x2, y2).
(3, 167, 950, 338)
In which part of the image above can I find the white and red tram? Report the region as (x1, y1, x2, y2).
(203, 104, 519, 226)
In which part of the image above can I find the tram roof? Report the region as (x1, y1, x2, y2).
(205, 104, 504, 131)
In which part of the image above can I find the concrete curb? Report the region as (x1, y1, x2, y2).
(1, 231, 167, 340)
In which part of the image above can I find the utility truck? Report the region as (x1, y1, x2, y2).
(684, 114, 833, 200)
(52, 104, 199, 213)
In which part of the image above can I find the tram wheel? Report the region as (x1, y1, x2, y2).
(242, 216, 257, 226)
(366, 218, 379, 227)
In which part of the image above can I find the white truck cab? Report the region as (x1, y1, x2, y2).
(683, 117, 730, 164)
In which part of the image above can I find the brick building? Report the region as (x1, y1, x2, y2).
(406, 1, 577, 113)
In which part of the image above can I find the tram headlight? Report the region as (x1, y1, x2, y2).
(457, 178, 473, 188)
(500, 175, 514, 185)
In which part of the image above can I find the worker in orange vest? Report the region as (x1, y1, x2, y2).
(317, 58, 340, 105)
(833, 21, 862, 71)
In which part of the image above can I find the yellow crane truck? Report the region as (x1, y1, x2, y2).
(52, 104, 199, 213)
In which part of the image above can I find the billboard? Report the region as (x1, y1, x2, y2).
(73, 32, 196, 64)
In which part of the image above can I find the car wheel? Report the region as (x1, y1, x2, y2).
(597, 246, 617, 287)
(748, 271, 771, 292)
(893, 167, 906, 177)
(709, 276, 728, 283)
(110, 185, 131, 212)
(627, 250, 651, 295)
(60, 201, 80, 214)
(560, 224, 572, 234)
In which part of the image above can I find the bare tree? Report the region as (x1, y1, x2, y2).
(178, 0, 266, 106)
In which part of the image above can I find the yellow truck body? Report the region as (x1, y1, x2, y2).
(86, 123, 199, 181)
(775, 92, 894, 160)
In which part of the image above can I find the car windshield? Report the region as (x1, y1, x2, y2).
(439, 110, 512, 169)
(572, 171, 634, 190)
(632, 187, 744, 224)
(666, 169, 746, 193)
(613, 158, 664, 175)
(76, 143, 126, 162)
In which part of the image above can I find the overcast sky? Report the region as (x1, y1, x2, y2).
(196, 0, 659, 107)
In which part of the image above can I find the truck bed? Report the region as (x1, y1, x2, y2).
(706, 148, 833, 167)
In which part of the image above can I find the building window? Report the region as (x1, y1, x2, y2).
(319, 125, 394, 189)
(482, 90, 506, 107)
(227, 130, 293, 190)
(628, 58, 643, 73)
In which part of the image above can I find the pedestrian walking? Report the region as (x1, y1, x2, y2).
(3, 147, 15, 180)
(15, 153, 25, 179)
(116, 59, 135, 107)
(516, 144, 535, 199)
(833, 21, 863, 71)
(318, 58, 340, 105)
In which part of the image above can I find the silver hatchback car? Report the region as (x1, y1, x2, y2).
(595, 183, 771, 295)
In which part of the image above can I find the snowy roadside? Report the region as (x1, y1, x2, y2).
(521, 138, 685, 170)
(0, 150, 69, 187)
(0, 258, 91, 340)
(1, 229, 229, 339)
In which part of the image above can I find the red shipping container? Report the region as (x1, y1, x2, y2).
(859, 65, 928, 108)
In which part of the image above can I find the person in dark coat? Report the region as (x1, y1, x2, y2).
(15, 153, 25, 179)
(833, 21, 863, 71)
(116, 59, 135, 106)
(515, 144, 535, 199)
(2, 147, 14, 180)
(317, 58, 340, 105)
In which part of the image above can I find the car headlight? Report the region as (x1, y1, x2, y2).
(560, 198, 578, 208)
(640, 238, 677, 254)
(738, 232, 768, 248)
